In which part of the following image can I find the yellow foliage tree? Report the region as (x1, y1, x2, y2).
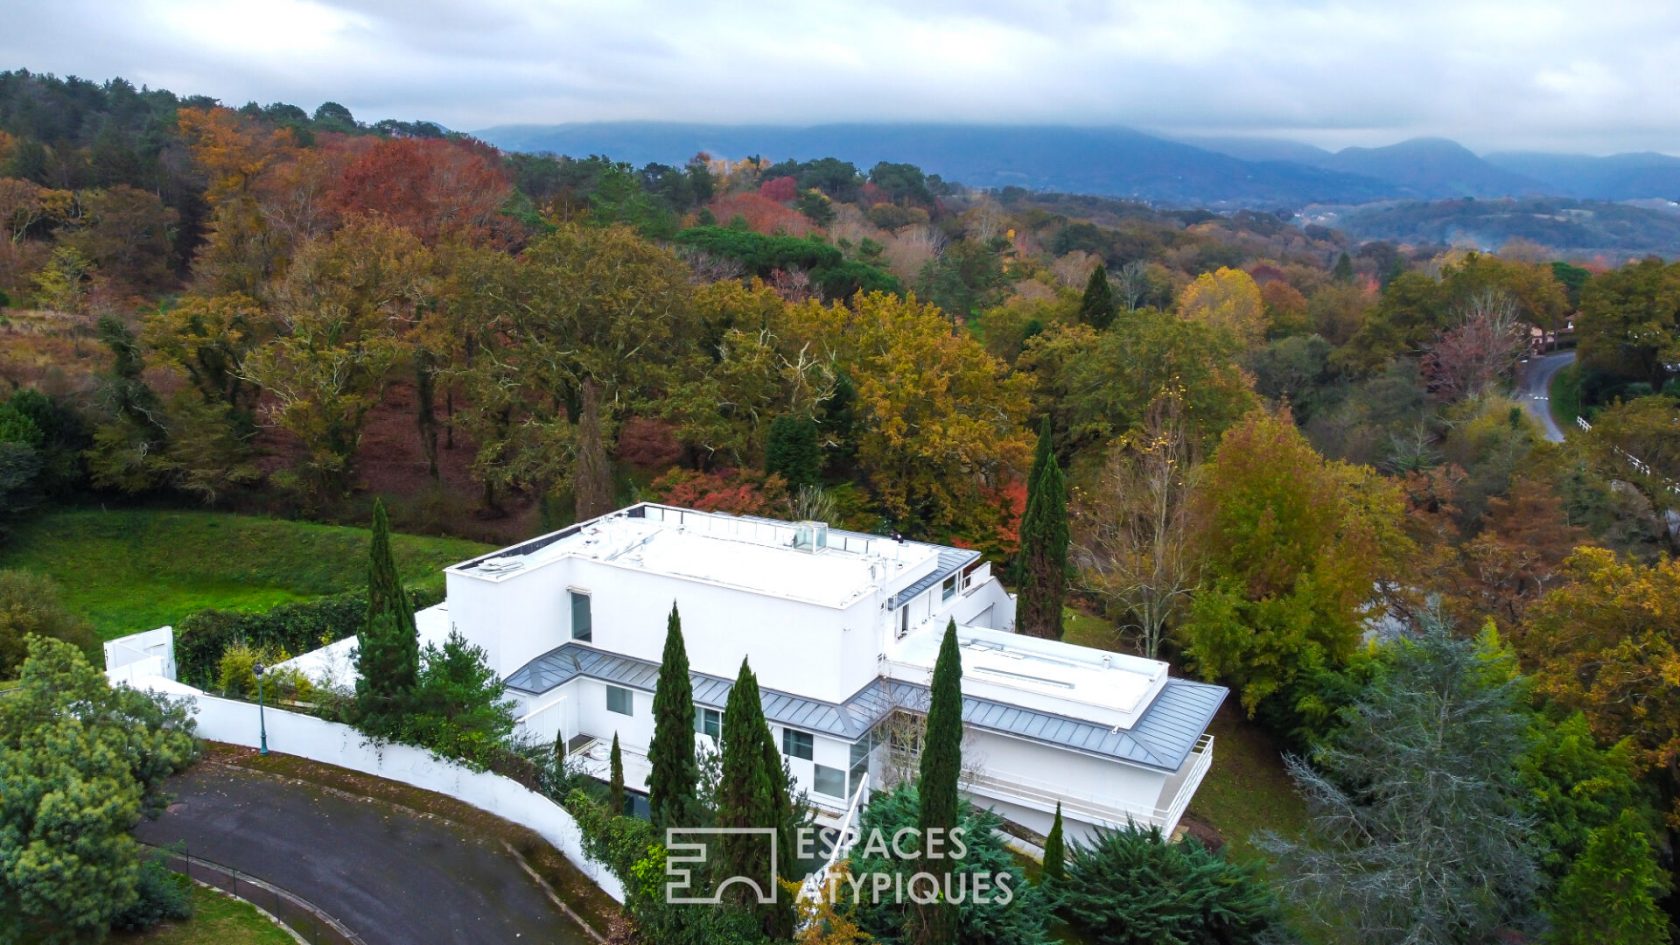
(1517, 547, 1680, 825)
(1177, 267, 1266, 347)
(785, 291, 1032, 537)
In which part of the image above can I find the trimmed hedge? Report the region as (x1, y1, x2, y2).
(175, 585, 445, 688)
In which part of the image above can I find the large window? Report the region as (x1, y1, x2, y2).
(695, 707, 721, 741)
(606, 685, 633, 716)
(849, 739, 871, 796)
(813, 764, 846, 799)
(570, 590, 592, 642)
(941, 575, 956, 601)
(782, 728, 814, 761)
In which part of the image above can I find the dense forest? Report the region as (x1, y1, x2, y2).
(3, 69, 1680, 944)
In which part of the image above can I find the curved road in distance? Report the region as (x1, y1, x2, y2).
(1519, 350, 1575, 443)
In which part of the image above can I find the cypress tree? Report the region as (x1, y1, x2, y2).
(1015, 419, 1068, 639)
(765, 415, 823, 490)
(608, 733, 626, 816)
(911, 620, 964, 945)
(1078, 265, 1116, 330)
(757, 714, 798, 940)
(355, 498, 419, 726)
(1043, 802, 1066, 882)
(719, 655, 776, 908)
(647, 602, 700, 831)
(715, 659, 786, 935)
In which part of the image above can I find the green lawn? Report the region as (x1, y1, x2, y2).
(0, 508, 491, 640)
(1550, 360, 1583, 430)
(1186, 706, 1308, 863)
(115, 884, 297, 945)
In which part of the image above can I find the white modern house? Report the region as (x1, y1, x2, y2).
(431, 502, 1225, 844)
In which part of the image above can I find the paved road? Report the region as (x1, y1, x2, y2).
(136, 764, 589, 945)
(1519, 350, 1575, 443)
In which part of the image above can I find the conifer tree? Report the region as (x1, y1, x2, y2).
(715, 659, 795, 938)
(608, 733, 626, 816)
(1079, 265, 1117, 330)
(1043, 802, 1066, 882)
(766, 415, 823, 490)
(355, 498, 419, 726)
(1016, 419, 1068, 639)
(1332, 251, 1355, 282)
(1548, 810, 1669, 945)
(911, 620, 963, 945)
(648, 602, 700, 831)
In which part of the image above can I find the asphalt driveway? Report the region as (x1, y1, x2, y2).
(136, 763, 590, 945)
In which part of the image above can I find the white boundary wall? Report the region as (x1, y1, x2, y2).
(104, 624, 624, 904)
(181, 691, 624, 902)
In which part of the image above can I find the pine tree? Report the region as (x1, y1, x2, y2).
(355, 498, 419, 727)
(1332, 251, 1355, 282)
(648, 602, 700, 831)
(910, 620, 963, 945)
(1016, 419, 1068, 639)
(1043, 802, 1066, 882)
(1079, 265, 1116, 330)
(766, 415, 823, 490)
(573, 378, 614, 521)
(608, 733, 626, 816)
(1548, 810, 1670, 945)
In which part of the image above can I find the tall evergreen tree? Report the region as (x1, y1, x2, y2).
(715, 659, 794, 938)
(647, 602, 701, 831)
(1043, 802, 1066, 882)
(1079, 265, 1117, 330)
(608, 733, 626, 816)
(355, 498, 419, 726)
(1332, 251, 1355, 282)
(765, 415, 823, 490)
(911, 620, 964, 945)
(1016, 419, 1068, 639)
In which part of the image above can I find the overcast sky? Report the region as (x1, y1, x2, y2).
(3, 0, 1675, 154)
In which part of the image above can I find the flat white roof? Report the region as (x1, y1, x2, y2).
(447, 504, 951, 609)
(889, 624, 1169, 729)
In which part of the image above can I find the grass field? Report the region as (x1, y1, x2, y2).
(1550, 361, 1583, 430)
(114, 884, 296, 945)
(0, 508, 491, 640)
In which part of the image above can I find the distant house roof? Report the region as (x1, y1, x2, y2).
(505, 642, 1224, 773)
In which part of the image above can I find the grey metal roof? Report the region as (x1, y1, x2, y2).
(887, 548, 979, 610)
(505, 642, 1226, 772)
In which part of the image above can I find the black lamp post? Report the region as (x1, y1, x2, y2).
(253, 661, 269, 756)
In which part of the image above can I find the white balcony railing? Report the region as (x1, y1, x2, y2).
(962, 734, 1214, 837)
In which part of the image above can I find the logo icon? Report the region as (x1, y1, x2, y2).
(665, 827, 779, 905)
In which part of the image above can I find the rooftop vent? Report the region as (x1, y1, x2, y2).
(477, 557, 524, 574)
(791, 521, 829, 553)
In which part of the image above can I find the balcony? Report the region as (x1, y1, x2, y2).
(962, 734, 1214, 836)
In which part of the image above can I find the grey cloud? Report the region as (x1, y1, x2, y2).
(0, 0, 1673, 153)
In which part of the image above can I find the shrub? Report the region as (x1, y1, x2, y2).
(216, 641, 315, 703)
(386, 631, 516, 770)
(109, 854, 193, 933)
(175, 585, 444, 686)
(0, 569, 98, 677)
(1057, 825, 1279, 945)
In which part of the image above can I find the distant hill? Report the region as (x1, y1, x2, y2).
(1319, 197, 1680, 258)
(477, 122, 1401, 208)
(1483, 151, 1680, 201)
(1172, 135, 1334, 166)
(1310, 138, 1545, 199)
